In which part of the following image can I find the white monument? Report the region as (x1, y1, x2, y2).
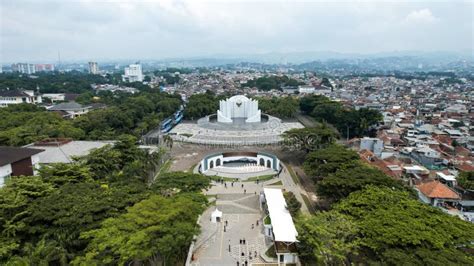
(217, 95, 261, 123)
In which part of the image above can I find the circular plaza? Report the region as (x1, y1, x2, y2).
(198, 151, 281, 180)
(170, 95, 303, 145)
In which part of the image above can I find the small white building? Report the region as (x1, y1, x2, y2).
(0, 89, 42, 107)
(42, 93, 66, 103)
(122, 63, 143, 82)
(298, 85, 315, 94)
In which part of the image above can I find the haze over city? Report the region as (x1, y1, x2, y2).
(1, 0, 473, 62)
(1, 1, 474, 265)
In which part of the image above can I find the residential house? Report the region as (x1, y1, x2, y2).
(47, 101, 91, 118)
(415, 180, 461, 208)
(0, 89, 42, 107)
(0, 146, 44, 187)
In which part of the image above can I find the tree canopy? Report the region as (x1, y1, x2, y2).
(316, 162, 406, 201)
(303, 144, 359, 179)
(458, 171, 474, 190)
(75, 194, 206, 265)
(184, 91, 222, 120)
(297, 186, 474, 265)
(255, 96, 298, 118)
(242, 75, 304, 91)
(299, 95, 382, 138)
(0, 139, 208, 265)
(283, 124, 339, 153)
(0, 90, 181, 146)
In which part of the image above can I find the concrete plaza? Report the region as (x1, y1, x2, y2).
(191, 194, 268, 266)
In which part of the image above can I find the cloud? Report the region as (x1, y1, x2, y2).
(404, 8, 438, 24)
(0, 0, 472, 62)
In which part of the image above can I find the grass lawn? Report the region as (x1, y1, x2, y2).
(264, 215, 271, 225)
(265, 245, 277, 258)
(300, 193, 316, 214)
(208, 174, 275, 183)
(286, 165, 300, 184)
(245, 174, 274, 182)
(268, 180, 283, 186)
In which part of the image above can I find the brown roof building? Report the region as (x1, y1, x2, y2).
(416, 180, 460, 207)
(0, 146, 44, 187)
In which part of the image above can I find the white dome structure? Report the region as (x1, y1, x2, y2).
(217, 95, 261, 123)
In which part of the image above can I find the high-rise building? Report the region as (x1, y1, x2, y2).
(122, 63, 143, 82)
(88, 62, 99, 74)
(12, 63, 36, 74)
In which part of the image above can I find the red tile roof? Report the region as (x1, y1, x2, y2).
(416, 180, 460, 200)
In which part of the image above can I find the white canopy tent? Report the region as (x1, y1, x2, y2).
(211, 208, 223, 223)
(263, 188, 298, 243)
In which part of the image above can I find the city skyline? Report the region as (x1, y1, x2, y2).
(1, 0, 472, 62)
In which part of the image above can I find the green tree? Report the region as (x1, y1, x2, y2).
(256, 96, 298, 118)
(283, 192, 302, 216)
(0, 177, 55, 261)
(303, 145, 359, 179)
(335, 186, 474, 265)
(296, 212, 358, 265)
(152, 172, 210, 195)
(38, 163, 93, 187)
(283, 124, 338, 152)
(316, 162, 406, 201)
(75, 194, 206, 265)
(457, 171, 474, 190)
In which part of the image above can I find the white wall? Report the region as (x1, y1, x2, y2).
(0, 164, 12, 187)
(31, 154, 40, 175)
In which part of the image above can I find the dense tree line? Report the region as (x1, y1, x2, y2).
(255, 96, 298, 118)
(0, 104, 85, 146)
(242, 75, 304, 91)
(283, 124, 339, 153)
(0, 136, 210, 265)
(295, 144, 474, 265)
(184, 90, 224, 120)
(0, 71, 108, 94)
(300, 95, 382, 138)
(0, 91, 181, 146)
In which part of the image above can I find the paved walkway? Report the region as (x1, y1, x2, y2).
(278, 164, 310, 214)
(191, 193, 267, 266)
(190, 163, 311, 265)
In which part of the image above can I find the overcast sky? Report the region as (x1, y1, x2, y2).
(1, 0, 472, 62)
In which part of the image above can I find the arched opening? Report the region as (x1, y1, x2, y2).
(259, 158, 265, 166)
(210, 160, 214, 169)
(266, 160, 271, 168)
(216, 158, 221, 166)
